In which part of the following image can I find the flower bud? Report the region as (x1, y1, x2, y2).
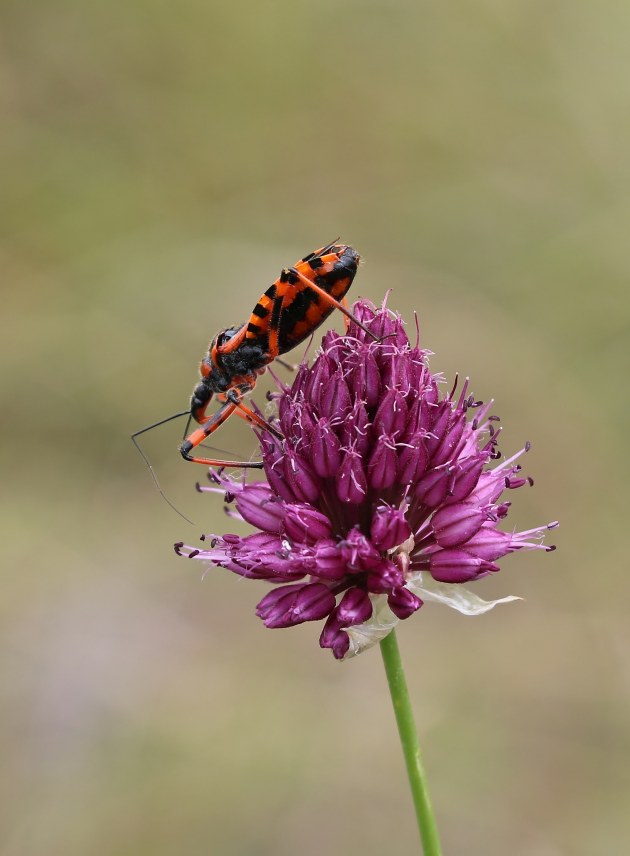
(310, 417, 342, 477)
(388, 586, 423, 619)
(336, 452, 367, 504)
(431, 501, 485, 548)
(429, 549, 499, 583)
(367, 436, 398, 490)
(235, 486, 284, 533)
(336, 588, 373, 626)
(283, 450, 321, 503)
(319, 614, 350, 659)
(371, 505, 412, 552)
(373, 389, 408, 438)
(284, 503, 333, 544)
(319, 369, 352, 421)
(256, 582, 336, 628)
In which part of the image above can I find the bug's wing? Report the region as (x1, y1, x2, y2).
(267, 243, 361, 357)
(219, 243, 360, 362)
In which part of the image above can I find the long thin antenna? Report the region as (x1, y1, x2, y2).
(131, 411, 195, 525)
(133, 410, 191, 439)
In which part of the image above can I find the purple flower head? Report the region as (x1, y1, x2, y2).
(177, 299, 557, 659)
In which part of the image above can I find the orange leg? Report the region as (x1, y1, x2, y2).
(180, 390, 282, 467)
(288, 266, 378, 341)
(220, 391, 283, 439)
(211, 323, 248, 356)
(341, 297, 351, 332)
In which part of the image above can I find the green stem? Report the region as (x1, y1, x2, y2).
(380, 629, 442, 856)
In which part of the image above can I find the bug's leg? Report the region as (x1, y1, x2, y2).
(225, 389, 284, 440)
(275, 356, 297, 372)
(181, 385, 283, 467)
(213, 323, 248, 356)
(214, 390, 283, 438)
(341, 297, 351, 332)
(287, 266, 379, 341)
(180, 399, 264, 468)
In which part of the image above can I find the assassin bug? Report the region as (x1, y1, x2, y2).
(133, 241, 375, 478)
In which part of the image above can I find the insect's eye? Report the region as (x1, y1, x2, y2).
(215, 328, 238, 349)
(216, 331, 230, 347)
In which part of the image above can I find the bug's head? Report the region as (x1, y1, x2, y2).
(192, 326, 240, 400)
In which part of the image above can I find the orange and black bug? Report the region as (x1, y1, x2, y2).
(132, 241, 374, 480)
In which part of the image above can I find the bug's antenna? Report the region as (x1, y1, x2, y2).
(131, 411, 195, 525)
(133, 410, 192, 439)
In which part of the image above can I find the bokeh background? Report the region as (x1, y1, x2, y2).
(2, 2, 629, 854)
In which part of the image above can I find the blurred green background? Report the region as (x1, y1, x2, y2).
(2, 1, 629, 854)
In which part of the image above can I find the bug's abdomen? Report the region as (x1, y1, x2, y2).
(275, 244, 360, 354)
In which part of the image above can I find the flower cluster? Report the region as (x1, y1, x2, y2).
(176, 300, 556, 658)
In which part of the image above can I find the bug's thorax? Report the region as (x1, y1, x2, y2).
(189, 327, 268, 424)
(209, 327, 270, 378)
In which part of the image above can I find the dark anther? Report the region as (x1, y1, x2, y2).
(188, 549, 200, 559)
(449, 374, 459, 399)
(174, 542, 184, 554)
